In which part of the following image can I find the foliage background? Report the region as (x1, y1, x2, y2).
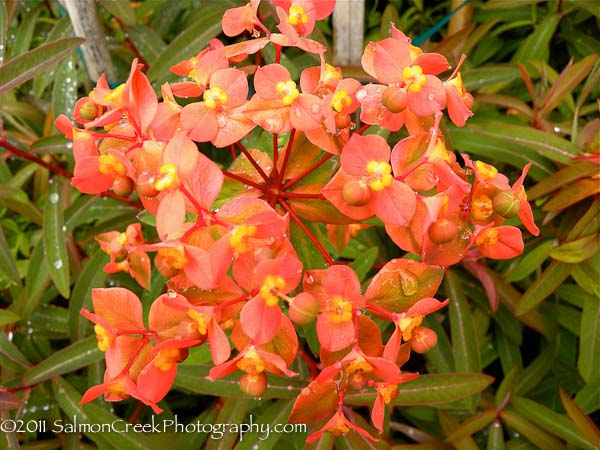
(0, 0, 598, 448)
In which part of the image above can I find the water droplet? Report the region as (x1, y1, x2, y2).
(464, 168, 472, 176)
(216, 113, 227, 128)
(356, 89, 367, 101)
(349, 122, 356, 130)
(29, 406, 37, 413)
(311, 103, 320, 114)
(460, 229, 472, 240)
(334, 129, 341, 136)
(27, 328, 33, 335)
(48, 193, 59, 204)
(7, 331, 13, 341)
(66, 142, 73, 149)
(427, 93, 435, 101)
(306, 275, 314, 284)
(287, 385, 294, 390)
(167, 290, 177, 298)
(62, 225, 67, 232)
(427, 172, 439, 185)
(398, 269, 419, 296)
(53, 259, 63, 269)
(42, 405, 50, 411)
(553, 126, 560, 133)
(266, 237, 275, 245)
(65, 77, 72, 83)
(252, 445, 259, 450)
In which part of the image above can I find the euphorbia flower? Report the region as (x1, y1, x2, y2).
(170, 48, 228, 98)
(474, 226, 524, 259)
(270, 1, 329, 53)
(245, 63, 322, 133)
(180, 68, 255, 147)
(306, 407, 378, 444)
(221, 0, 265, 37)
(322, 133, 417, 226)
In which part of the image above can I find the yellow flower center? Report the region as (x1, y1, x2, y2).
(106, 381, 129, 399)
(402, 65, 426, 93)
(98, 154, 127, 177)
(429, 138, 451, 163)
(229, 224, 258, 253)
(153, 163, 179, 191)
(276, 80, 300, 106)
(472, 194, 494, 221)
(329, 295, 353, 324)
(187, 56, 198, 80)
(475, 161, 498, 180)
(187, 309, 208, 335)
(398, 315, 423, 341)
(259, 275, 286, 307)
(103, 83, 126, 104)
(346, 355, 373, 376)
(408, 45, 423, 62)
(154, 347, 181, 372)
(204, 86, 228, 109)
(329, 415, 350, 436)
(94, 324, 111, 352)
(377, 384, 399, 404)
(237, 347, 266, 374)
(366, 160, 394, 191)
(331, 89, 352, 113)
(323, 64, 343, 85)
(287, 5, 308, 26)
(446, 72, 465, 94)
(476, 228, 499, 247)
(157, 244, 188, 270)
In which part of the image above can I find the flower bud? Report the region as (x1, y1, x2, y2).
(137, 171, 159, 198)
(348, 370, 368, 391)
(381, 86, 408, 113)
(492, 190, 520, 218)
(79, 100, 98, 120)
(154, 253, 180, 278)
(410, 326, 438, 353)
(342, 180, 371, 206)
(112, 176, 134, 197)
(240, 372, 267, 397)
(335, 112, 351, 130)
(289, 292, 320, 325)
(428, 219, 458, 244)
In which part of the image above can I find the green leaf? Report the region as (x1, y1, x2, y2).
(52, 55, 77, 121)
(579, 294, 600, 384)
(511, 396, 597, 450)
(0, 332, 31, 371)
(125, 25, 166, 65)
(506, 240, 556, 282)
(500, 409, 565, 450)
(23, 335, 102, 385)
(15, 238, 51, 320)
(0, 309, 20, 326)
(0, 224, 21, 286)
(8, 6, 40, 58)
(345, 373, 494, 406)
(528, 162, 600, 200)
(30, 135, 73, 155)
(289, 219, 328, 269)
(575, 378, 600, 414)
(513, 14, 560, 63)
(550, 234, 600, 263)
(486, 421, 505, 450)
(445, 271, 481, 409)
(205, 399, 251, 450)
(348, 247, 378, 282)
(445, 409, 497, 443)
(542, 179, 600, 212)
(0, 37, 83, 93)
(69, 250, 109, 341)
(515, 346, 555, 396)
(462, 65, 521, 90)
(516, 261, 573, 315)
(559, 388, 600, 447)
(0, 183, 43, 225)
(495, 330, 523, 376)
(174, 364, 306, 399)
(147, 6, 225, 82)
(99, 0, 136, 25)
(43, 181, 70, 298)
(234, 399, 296, 450)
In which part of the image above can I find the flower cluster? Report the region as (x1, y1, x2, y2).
(58, 0, 538, 442)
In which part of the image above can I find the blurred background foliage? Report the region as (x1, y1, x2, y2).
(0, 0, 598, 449)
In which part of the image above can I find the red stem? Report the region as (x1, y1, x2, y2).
(120, 337, 150, 376)
(215, 295, 249, 312)
(356, 124, 371, 135)
(276, 128, 296, 186)
(299, 347, 320, 380)
(92, 132, 137, 142)
(282, 153, 333, 190)
(128, 402, 143, 424)
(1, 140, 73, 178)
(222, 169, 266, 191)
(236, 142, 271, 183)
(279, 200, 334, 265)
(275, 44, 282, 64)
(272, 133, 279, 182)
(280, 192, 324, 199)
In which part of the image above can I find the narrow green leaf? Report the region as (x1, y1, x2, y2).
(126, 25, 166, 65)
(462, 65, 521, 90)
(550, 234, 600, 263)
(513, 14, 560, 63)
(540, 54, 599, 114)
(30, 304, 69, 339)
(516, 261, 573, 315)
(0, 225, 21, 286)
(579, 294, 600, 384)
(445, 272, 481, 408)
(543, 179, 600, 212)
(0, 1, 6, 62)
(528, 163, 599, 200)
(23, 335, 102, 385)
(567, 199, 600, 241)
(445, 409, 497, 443)
(69, 250, 109, 341)
(500, 409, 565, 450)
(0, 309, 20, 326)
(8, 6, 41, 58)
(506, 240, 555, 282)
(147, 6, 225, 82)
(0, 37, 83, 93)
(0, 332, 31, 371)
(33, 16, 73, 97)
(423, 314, 455, 373)
(174, 364, 306, 398)
(43, 181, 70, 298)
(512, 396, 597, 450)
(575, 378, 600, 414)
(559, 388, 600, 446)
(0, 411, 20, 450)
(0, 183, 43, 225)
(14, 238, 51, 320)
(515, 346, 555, 396)
(172, 406, 219, 449)
(495, 330, 523, 375)
(304, 429, 335, 450)
(30, 135, 72, 155)
(234, 399, 297, 450)
(345, 373, 494, 406)
(495, 367, 518, 407)
(438, 410, 479, 450)
(486, 421, 505, 450)
(290, 220, 327, 269)
(348, 247, 378, 282)
(99, 0, 136, 25)
(205, 398, 251, 450)
(52, 55, 77, 120)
